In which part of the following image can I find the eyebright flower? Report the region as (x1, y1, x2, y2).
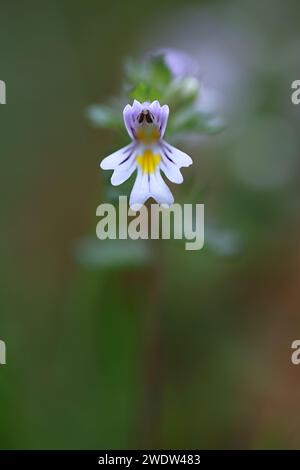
(100, 100, 192, 210)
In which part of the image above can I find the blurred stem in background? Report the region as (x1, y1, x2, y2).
(139, 236, 164, 447)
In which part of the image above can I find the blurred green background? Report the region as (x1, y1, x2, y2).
(1, 0, 300, 449)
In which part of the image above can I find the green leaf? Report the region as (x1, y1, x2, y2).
(74, 237, 150, 269)
(125, 56, 173, 103)
(168, 108, 225, 135)
(124, 56, 172, 88)
(163, 77, 199, 109)
(128, 82, 160, 102)
(86, 105, 123, 130)
(148, 56, 173, 87)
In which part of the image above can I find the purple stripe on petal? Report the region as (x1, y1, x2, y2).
(119, 145, 136, 165)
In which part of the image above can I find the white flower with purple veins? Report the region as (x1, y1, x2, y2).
(100, 100, 192, 210)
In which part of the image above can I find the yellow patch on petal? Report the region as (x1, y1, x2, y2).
(136, 127, 160, 144)
(136, 150, 161, 174)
